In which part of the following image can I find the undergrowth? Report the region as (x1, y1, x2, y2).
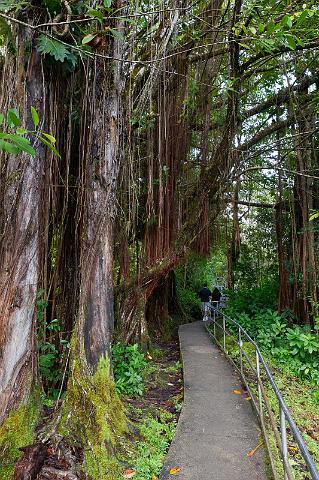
(112, 342, 147, 396)
(208, 295, 319, 479)
(114, 341, 182, 479)
(128, 408, 176, 480)
(223, 305, 319, 385)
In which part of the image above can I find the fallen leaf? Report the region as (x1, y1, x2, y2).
(247, 442, 263, 457)
(151, 476, 158, 480)
(169, 466, 182, 475)
(288, 445, 298, 453)
(123, 468, 136, 478)
(245, 396, 252, 401)
(233, 389, 241, 395)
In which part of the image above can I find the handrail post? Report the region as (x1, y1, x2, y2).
(256, 349, 263, 420)
(280, 407, 288, 480)
(239, 327, 243, 376)
(223, 315, 226, 351)
(213, 311, 216, 337)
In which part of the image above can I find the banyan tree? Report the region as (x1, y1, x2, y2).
(0, 0, 319, 477)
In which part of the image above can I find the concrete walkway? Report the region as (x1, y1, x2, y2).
(159, 321, 267, 480)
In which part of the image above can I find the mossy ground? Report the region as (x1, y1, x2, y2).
(0, 393, 41, 480)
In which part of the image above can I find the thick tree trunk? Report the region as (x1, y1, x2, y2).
(0, 26, 46, 423)
(59, 25, 128, 479)
(146, 270, 185, 340)
(290, 109, 317, 324)
(75, 49, 123, 368)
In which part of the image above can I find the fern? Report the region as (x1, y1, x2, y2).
(0, 0, 24, 11)
(37, 34, 77, 68)
(37, 35, 69, 62)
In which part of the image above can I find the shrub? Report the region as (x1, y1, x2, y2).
(112, 342, 147, 396)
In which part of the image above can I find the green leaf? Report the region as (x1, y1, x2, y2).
(0, 17, 10, 41)
(110, 28, 124, 41)
(0, 0, 21, 11)
(0, 140, 20, 154)
(42, 132, 56, 143)
(9, 134, 36, 156)
(82, 33, 98, 45)
(16, 127, 28, 134)
(103, 0, 111, 7)
(267, 21, 276, 34)
(258, 23, 265, 34)
(286, 34, 296, 50)
(282, 15, 293, 29)
(0, 114, 4, 124)
(37, 135, 61, 158)
(309, 211, 319, 221)
(37, 34, 70, 62)
(30, 106, 39, 127)
(87, 8, 104, 22)
(7, 108, 21, 127)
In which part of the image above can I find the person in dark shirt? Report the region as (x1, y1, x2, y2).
(211, 286, 221, 313)
(198, 284, 212, 318)
(211, 287, 221, 302)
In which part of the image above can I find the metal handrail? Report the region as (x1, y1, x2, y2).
(205, 305, 319, 480)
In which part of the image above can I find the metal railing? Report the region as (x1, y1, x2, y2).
(205, 305, 319, 480)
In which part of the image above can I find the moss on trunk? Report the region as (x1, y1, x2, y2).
(0, 393, 41, 480)
(58, 355, 128, 480)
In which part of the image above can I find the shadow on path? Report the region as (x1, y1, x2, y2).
(159, 321, 268, 480)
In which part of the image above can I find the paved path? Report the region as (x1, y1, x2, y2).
(159, 321, 267, 480)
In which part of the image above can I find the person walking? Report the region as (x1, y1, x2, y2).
(211, 286, 221, 313)
(198, 283, 212, 320)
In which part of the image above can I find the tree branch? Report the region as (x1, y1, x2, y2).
(242, 76, 318, 120)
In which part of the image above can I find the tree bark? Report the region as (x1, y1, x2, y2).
(0, 24, 46, 423)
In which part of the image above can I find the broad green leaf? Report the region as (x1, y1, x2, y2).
(281, 15, 293, 29)
(103, 0, 111, 7)
(82, 33, 98, 45)
(42, 132, 56, 143)
(0, 140, 20, 154)
(31, 106, 39, 127)
(7, 108, 20, 127)
(87, 8, 104, 22)
(16, 128, 28, 134)
(9, 134, 36, 156)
